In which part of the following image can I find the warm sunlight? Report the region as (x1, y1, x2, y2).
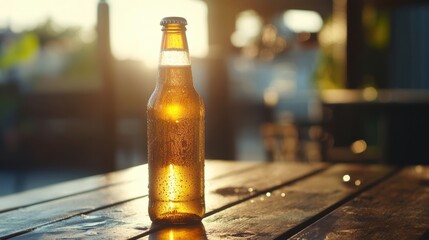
(0, 0, 97, 40)
(282, 9, 323, 33)
(168, 164, 176, 202)
(110, 0, 208, 68)
(165, 103, 183, 121)
(0, 0, 208, 68)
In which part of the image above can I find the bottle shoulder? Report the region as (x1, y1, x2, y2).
(147, 87, 204, 113)
(148, 85, 202, 101)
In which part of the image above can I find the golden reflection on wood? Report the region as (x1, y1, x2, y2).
(148, 223, 207, 240)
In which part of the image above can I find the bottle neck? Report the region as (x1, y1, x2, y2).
(161, 24, 189, 51)
(158, 24, 193, 87)
(159, 24, 190, 66)
(158, 66, 193, 87)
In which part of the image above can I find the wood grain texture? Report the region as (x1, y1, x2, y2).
(198, 164, 394, 239)
(0, 160, 257, 239)
(291, 166, 429, 240)
(0, 165, 144, 213)
(9, 162, 327, 239)
(0, 160, 257, 214)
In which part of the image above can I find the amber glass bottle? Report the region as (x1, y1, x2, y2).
(147, 17, 205, 224)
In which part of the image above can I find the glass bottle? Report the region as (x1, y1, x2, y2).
(147, 16, 205, 224)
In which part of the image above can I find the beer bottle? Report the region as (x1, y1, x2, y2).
(147, 17, 205, 224)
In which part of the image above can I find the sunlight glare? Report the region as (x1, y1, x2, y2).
(231, 10, 263, 47)
(165, 104, 183, 121)
(282, 10, 323, 33)
(169, 164, 176, 201)
(110, 0, 208, 68)
(0, 0, 96, 35)
(0, 0, 208, 68)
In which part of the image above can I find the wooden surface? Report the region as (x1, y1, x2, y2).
(1, 160, 428, 239)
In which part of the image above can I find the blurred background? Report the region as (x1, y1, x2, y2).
(1, 0, 429, 195)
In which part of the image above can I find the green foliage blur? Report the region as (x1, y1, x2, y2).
(0, 18, 99, 92)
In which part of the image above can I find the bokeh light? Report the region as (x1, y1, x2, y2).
(282, 10, 323, 33)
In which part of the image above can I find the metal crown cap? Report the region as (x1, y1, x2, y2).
(160, 17, 187, 25)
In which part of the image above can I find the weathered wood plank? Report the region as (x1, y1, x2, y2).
(290, 166, 429, 240)
(0, 165, 143, 213)
(0, 160, 258, 239)
(10, 162, 327, 239)
(203, 160, 260, 180)
(193, 164, 394, 239)
(0, 160, 255, 213)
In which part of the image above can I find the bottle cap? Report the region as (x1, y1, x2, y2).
(160, 17, 187, 25)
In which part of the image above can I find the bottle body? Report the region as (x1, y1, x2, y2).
(148, 17, 205, 224)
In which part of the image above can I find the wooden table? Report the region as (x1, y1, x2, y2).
(1, 160, 428, 239)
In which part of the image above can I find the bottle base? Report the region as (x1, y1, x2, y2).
(151, 211, 202, 225)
